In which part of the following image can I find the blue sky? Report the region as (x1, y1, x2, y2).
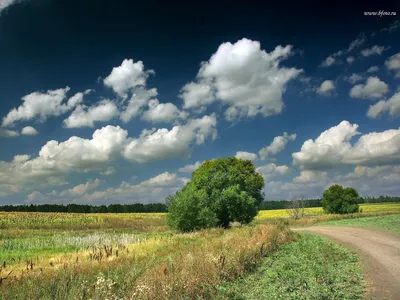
(0, 0, 400, 204)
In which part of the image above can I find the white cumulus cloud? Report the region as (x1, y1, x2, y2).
(256, 163, 290, 180)
(235, 151, 258, 161)
(2, 87, 91, 127)
(142, 99, 188, 123)
(385, 53, 400, 78)
(63, 100, 119, 128)
(292, 120, 400, 170)
(178, 161, 203, 173)
(21, 126, 39, 136)
(123, 114, 217, 163)
(0, 128, 19, 137)
(349, 77, 389, 99)
(367, 91, 400, 119)
(317, 80, 335, 96)
(0, 126, 128, 188)
(180, 38, 302, 121)
(259, 132, 296, 160)
(103, 59, 154, 99)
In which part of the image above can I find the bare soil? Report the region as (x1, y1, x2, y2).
(295, 226, 400, 300)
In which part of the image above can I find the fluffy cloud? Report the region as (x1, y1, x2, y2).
(349, 77, 389, 99)
(256, 163, 290, 180)
(367, 91, 400, 119)
(235, 151, 258, 161)
(21, 126, 39, 136)
(2, 87, 91, 127)
(0, 126, 128, 188)
(292, 120, 400, 170)
(332, 165, 400, 197)
(180, 38, 302, 121)
(142, 99, 188, 123)
(83, 172, 188, 204)
(316, 80, 335, 96)
(120, 87, 157, 123)
(360, 45, 385, 57)
(63, 100, 118, 128)
(385, 53, 400, 78)
(178, 161, 203, 173)
(123, 114, 217, 163)
(293, 170, 328, 183)
(103, 59, 154, 98)
(59, 179, 101, 197)
(367, 66, 379, 73)
(346, 73, 364, 84)
(0, 128, 19, 137)
(179, 81, 215, 111)
(259, 132, 296, 159)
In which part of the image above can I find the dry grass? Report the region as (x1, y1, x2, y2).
(0, 224, 294, 299)
(130, 224, 294, 300)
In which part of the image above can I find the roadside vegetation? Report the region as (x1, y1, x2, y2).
(0, 223, 294, 299)
(321, 214, 400, 233)
(215, 234, 364, 300)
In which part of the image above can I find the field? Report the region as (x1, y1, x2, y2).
(256, 202, 400, 220)
(1, 203, 399, 299)
(0, 212, 295, 299)
(321, 214, 400, 233)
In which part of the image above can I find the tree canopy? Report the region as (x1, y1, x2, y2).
(167, 157, 265, 231)
(321, 184, 360, 214)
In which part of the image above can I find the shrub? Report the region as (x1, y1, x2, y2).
(321, 185, 360, 214)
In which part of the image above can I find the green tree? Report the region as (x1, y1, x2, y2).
(167, 157, 265, 231)
(321, 184, 360, 214)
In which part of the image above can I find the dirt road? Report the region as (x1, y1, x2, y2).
(295, 226, 400, 300)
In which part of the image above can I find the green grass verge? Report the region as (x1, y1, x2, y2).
(215, 234, 364, 300)
(321, 214, 400, 233)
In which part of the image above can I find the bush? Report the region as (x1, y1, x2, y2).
(167, 157, 265, 231)
(321, 185, 360, 214)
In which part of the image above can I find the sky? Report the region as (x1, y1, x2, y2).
(0, 0, 400, 205)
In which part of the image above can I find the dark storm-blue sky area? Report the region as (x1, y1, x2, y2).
(0, 0, 399, 204)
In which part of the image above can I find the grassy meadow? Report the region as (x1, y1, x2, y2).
(1, 203, 399, 299)
(0, 212, 295, 299)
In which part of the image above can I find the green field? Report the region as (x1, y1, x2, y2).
(321, 214, 400, 233)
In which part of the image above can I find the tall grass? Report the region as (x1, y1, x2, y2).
(0, 224, 294, 299)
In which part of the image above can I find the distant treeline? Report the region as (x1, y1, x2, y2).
(260, 199, 322, 210)
(0, 195, 399, 213)
(260, 195, 400, 210)
(0, 203, 167, 213)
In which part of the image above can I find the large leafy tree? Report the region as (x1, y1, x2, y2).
(167, 157, 265, 231)
(321, 184, 360, 214)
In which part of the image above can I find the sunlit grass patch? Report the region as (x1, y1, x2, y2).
(321, 213, 400, 233)
(215, 234, 364, 300)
